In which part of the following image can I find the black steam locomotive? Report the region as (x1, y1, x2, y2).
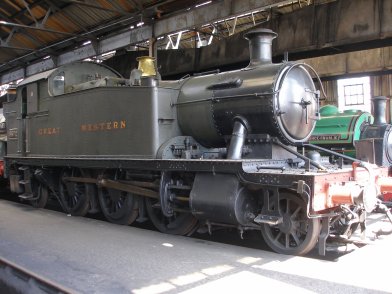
(356, 96, 392, 167)
(4, 29, 392, 256)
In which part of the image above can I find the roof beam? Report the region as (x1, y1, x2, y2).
(0, 11, 46, 48)
(0, 0, 314, 84)
(44, 0, 91, 35)
(0, 27, 39, 53)
(153, 0, 284, 36)
(58, 0, 133, 16)
(40, 7, 52, 27)
(4, 27, 17, 44)
(0, 20, 76, 36)
(0, 24, 153, 84)
(17, 30, 45, 47)
(0, 44, 34, 51)
(5, 0, 49, 20)
(106, 0, 128, 13)
(5, 0, 382, 84)
(21, 0, 39, 25)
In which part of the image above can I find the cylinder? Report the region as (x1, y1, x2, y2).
(372, 96, 388, 125)
(190, 173, 258, 225)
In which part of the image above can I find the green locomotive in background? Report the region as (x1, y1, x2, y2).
(309, 105, 373, 157)
(310, 97, 392, 167)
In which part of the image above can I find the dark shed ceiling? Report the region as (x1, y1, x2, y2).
(0, 0, 205, 63)
(0, 0, 315, 83)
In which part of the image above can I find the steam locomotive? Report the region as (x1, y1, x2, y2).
(310, 97, 392, 202)
(4, 28, 392, 256)
(309, 105, 373, 158)
(310, 97, 392, 167)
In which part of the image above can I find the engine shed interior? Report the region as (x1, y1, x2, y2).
(1, 1, 392, 293)
(2, 0, 392, 121)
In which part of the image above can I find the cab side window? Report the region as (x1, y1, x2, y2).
(52, 72, 65, 96)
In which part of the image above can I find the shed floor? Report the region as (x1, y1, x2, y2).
(0, 199, 391, 293)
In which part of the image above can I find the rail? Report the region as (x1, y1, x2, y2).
(0, 256, 75, 294)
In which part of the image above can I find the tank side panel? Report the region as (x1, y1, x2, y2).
(27, 87, 159, 158)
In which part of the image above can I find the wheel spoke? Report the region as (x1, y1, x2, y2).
(116, 200, 122, 210)
(285, 233, 289, 248)
(291, 206, 301, 220)
(291, 232, 301, 246)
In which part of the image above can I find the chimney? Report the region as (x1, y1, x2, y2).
(372, 96, 389, 125)
(244, 28, 277, 67)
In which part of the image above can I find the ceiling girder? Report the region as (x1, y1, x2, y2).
(6, 0, 50, 23)
(0, 0, 301, 84)
(0, 20, 76, 36)
(5, 27, 17, 44)
(40, 7, 52, 27)
(21, 0, 39, 25)
(17, 30, 45, 47)
(0, 44, 34, 51)
(58, 0, 133, 16)
(43, 0, 92, 35)
(1, 0, 353, 85)
(0, 11, 44, 48)
(127, 0, 143, 12)
(107, 0, 128, 13)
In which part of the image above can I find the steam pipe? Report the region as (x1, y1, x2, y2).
(227, 117, 249, 159)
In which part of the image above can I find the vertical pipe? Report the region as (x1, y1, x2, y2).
(244, 28, 277, 67)
(372, 96, 388, 125)
(227, 118, 248, 159)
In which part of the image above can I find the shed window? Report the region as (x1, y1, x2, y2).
(337, 77, 371, 112)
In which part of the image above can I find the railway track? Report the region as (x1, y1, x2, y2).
(0, 256, 75, 294)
